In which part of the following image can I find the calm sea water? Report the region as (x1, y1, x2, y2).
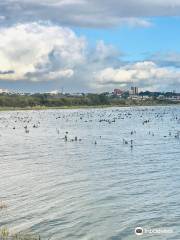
(0, 106, 180, 240)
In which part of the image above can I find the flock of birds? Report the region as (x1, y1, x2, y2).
(0, 107, 180, 151)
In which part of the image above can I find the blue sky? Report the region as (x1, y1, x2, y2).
(75, 17, 180, 62)
(0, 1, 180, 93)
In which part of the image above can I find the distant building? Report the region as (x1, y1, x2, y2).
(70, 93, 84, 97)
(130, 86, 139, 95)
(0, 88, 10, 94)
(45, 90, 60, 95)
(114, 89, 124, 96)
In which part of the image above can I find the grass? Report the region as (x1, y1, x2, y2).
(0, 202, 40, 240)
(0, 227, 41, 240)
(0, 105, 111, 111)
(0, 101, 180, 112)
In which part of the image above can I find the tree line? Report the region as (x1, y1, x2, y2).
(0, 93, 110, 108)
(0, 92, 179, 109)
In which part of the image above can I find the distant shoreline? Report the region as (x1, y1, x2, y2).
(0, 102, 180, 112)
(1, 92, 180, 112)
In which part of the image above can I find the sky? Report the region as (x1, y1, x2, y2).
(0, 1, 180, 93)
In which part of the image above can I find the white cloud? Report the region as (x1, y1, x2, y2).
(46, 69, 74, 80)
(117, 18, 152, 28)
(1, 0, 180, 28)
(94, 40, 120, 61)
(150, 52, 180, 68)
(0, 22, 86, 81)
(96, 61, 180, 90)
(0, 22, 180, 92)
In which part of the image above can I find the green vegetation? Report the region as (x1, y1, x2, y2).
(0, 202, 40, 240)
(0, 227, 41, 240)
(0, 93, 109, 108)
(0, 93, 179, 111)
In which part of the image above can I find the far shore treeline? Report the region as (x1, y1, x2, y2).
(0, 92, 180, 109)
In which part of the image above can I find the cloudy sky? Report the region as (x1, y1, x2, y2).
(1, 0, 180, 93)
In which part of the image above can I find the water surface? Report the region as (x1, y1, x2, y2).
(0, 106, 180, 239)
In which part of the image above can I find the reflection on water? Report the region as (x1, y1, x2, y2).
(0, 106, 180, 240)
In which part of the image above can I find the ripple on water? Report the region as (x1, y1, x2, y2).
(0, 106, 180, 239)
